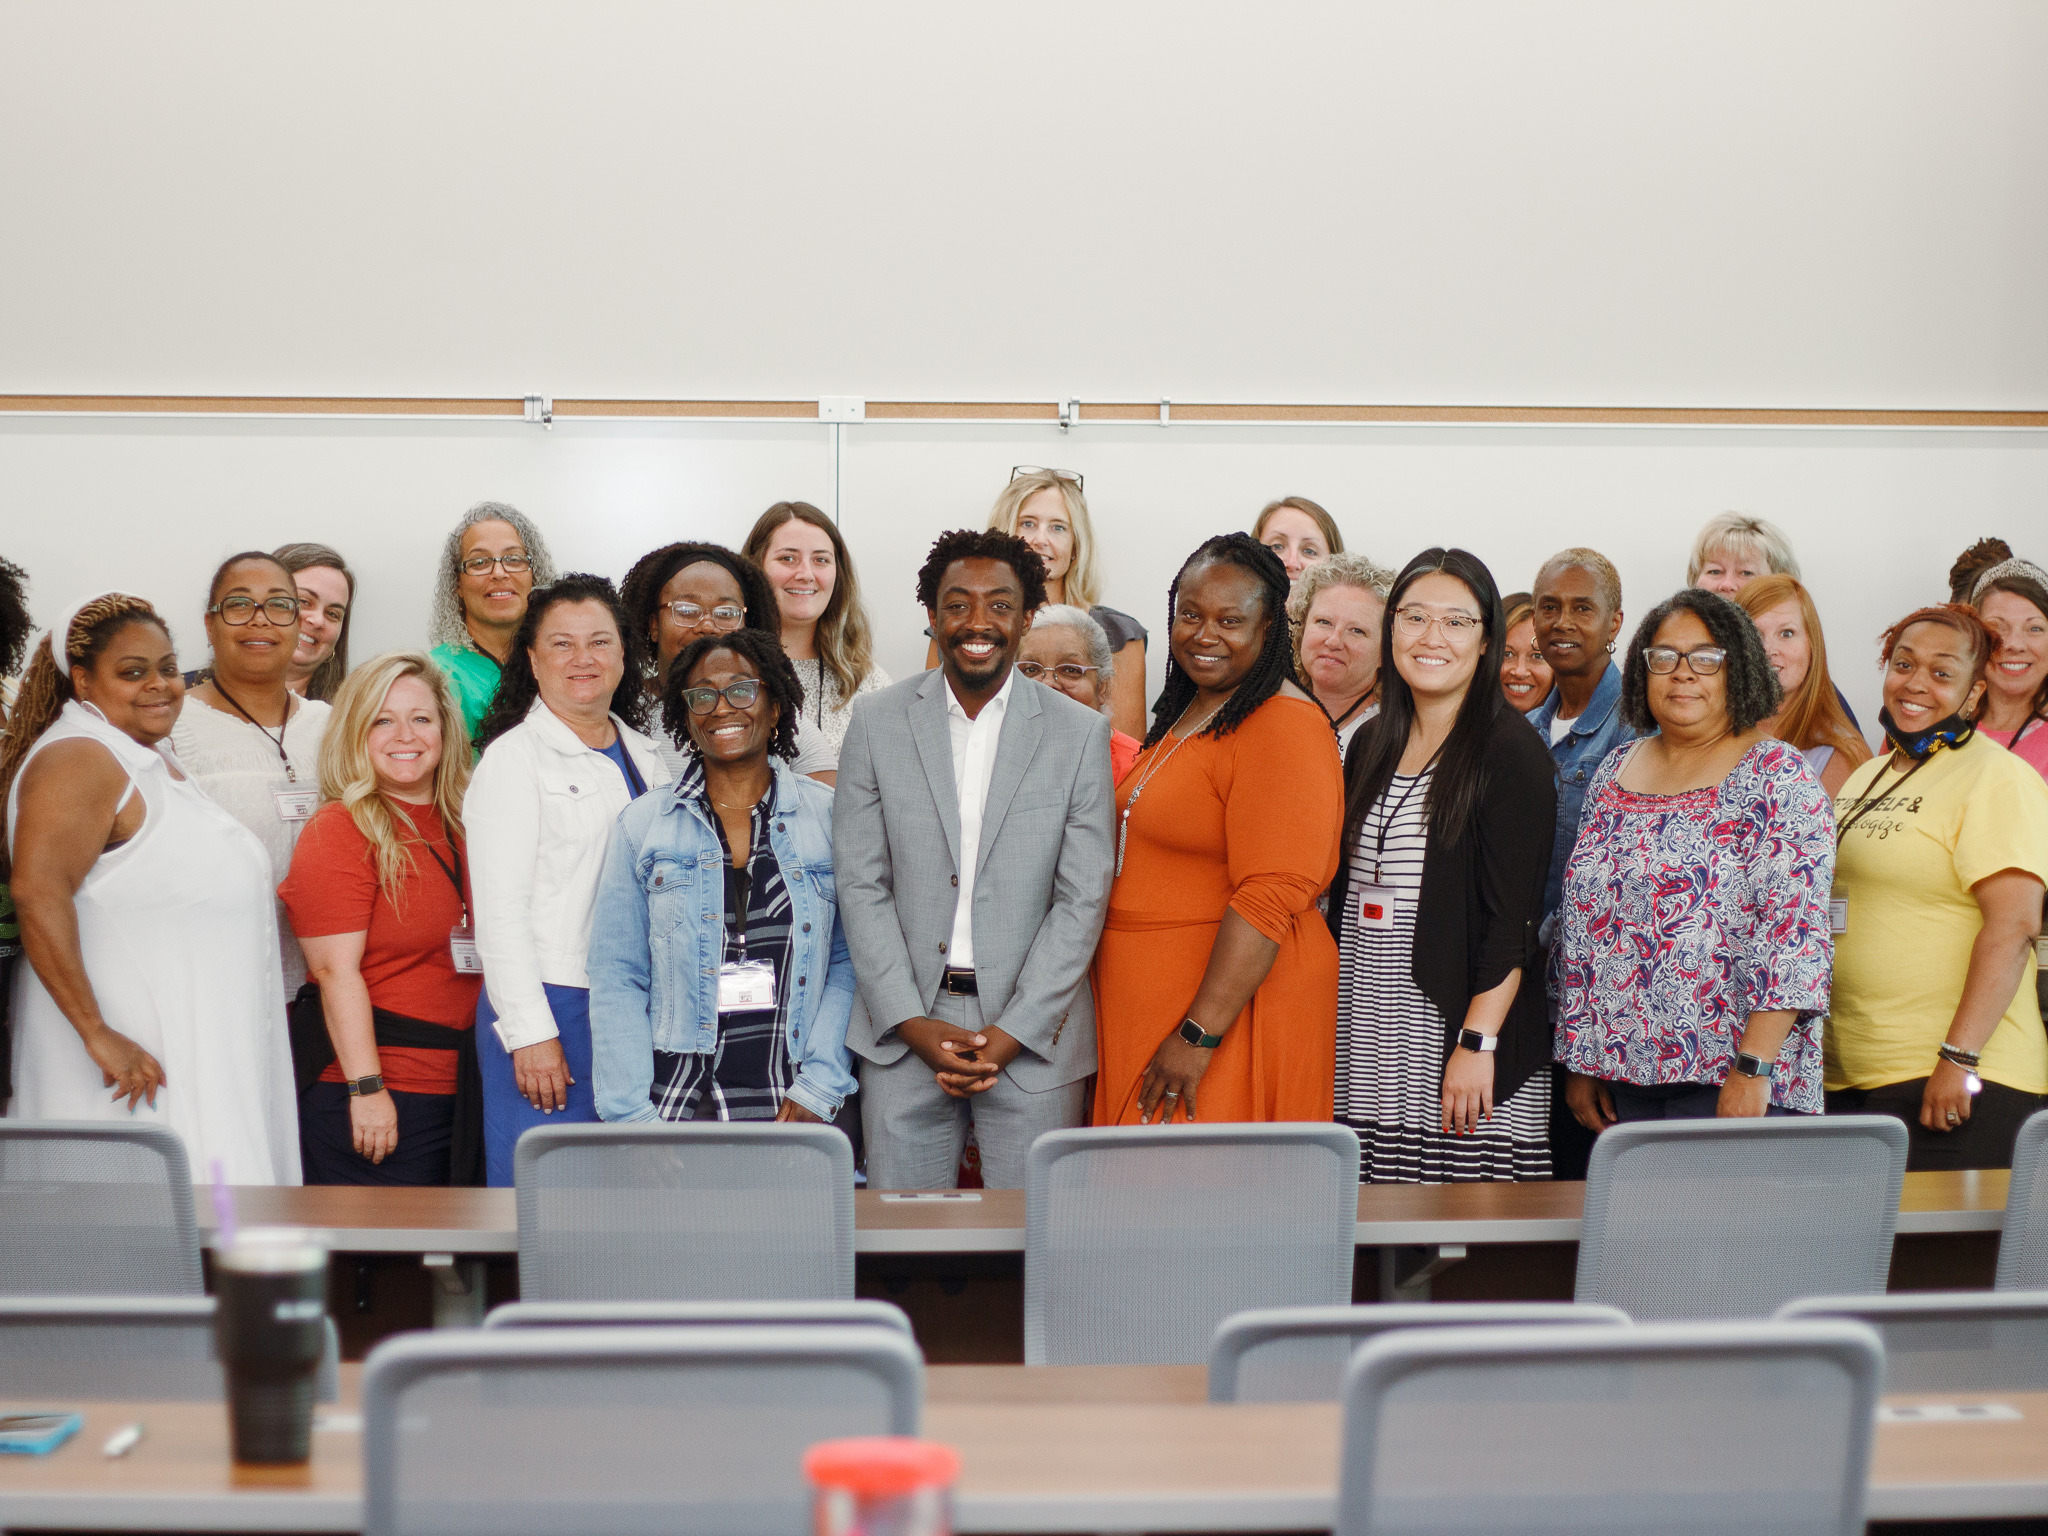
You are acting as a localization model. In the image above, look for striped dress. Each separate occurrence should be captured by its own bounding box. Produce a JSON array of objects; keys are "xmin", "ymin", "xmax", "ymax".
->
[{"xmin": 1336, "ymin": 769, "xmax": 1551, "ymax": 1182}]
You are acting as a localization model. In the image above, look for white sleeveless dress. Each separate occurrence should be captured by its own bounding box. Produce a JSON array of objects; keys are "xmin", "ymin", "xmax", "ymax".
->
[{"xmin": 5, "ymin": 702, "xmax": 301, "ymax": 1184}]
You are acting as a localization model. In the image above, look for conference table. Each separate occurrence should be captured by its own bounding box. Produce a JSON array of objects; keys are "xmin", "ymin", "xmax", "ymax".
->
[{"xmin": 1, "ymin": 1363, "xmax": 2042, "ymax": 1531}]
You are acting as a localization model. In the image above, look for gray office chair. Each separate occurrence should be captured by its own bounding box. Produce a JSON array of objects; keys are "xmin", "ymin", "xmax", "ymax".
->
[
  {"xmin": 0, "ymin": 1121, "xmax": 202, "ymax": 1296},
  {"xmin": 483, "ymin": 1298, "xmax": 912, "ymax": 1337},
  {"xmin": 1779, "ymin": 1288, "xmax": 2048, "ymax": 1393},
  {"xmin": 1995, "ymin": 1108, "xmax": 2048, "ymax": 1289},
  {"xmin": 1335, "ymin": 1320, "xmax": 1882, "ymax": 1536},
  {"xmin": 1575, "ymin": 1116, "xmax": 1907, "ymax": 1321},
  {"xmin": 514, "ymin": 1122, "xmax": 855, "ymax": 1302},
  {"xmin": 0, "ymin": 1296, "xmax": 339, "ymax": 1401},
  {"xmin": 1208, "ymin": 1301, "xmax": 1630, "ymax": 1402},
  {"xmin": 362, "ymin": 1324, "xmax": 921, "ymax": 1536},
  {"xmin": 1024, "ymin": 1124, "xmax": 1360, "ymax": 1365}
]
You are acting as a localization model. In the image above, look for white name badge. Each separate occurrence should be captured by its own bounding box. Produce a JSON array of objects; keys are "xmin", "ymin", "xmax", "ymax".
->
[
  {"xmin": 718, "ymin": 959, "xmax": 778, "ymax": 1014},
  {"xmin": 1829, "ymin": 898, "xmax": 1848, "ymax": 935},
  {"xmin": 2037, "ymin": 934, "xmax": 2048, "ymax": 965},
  {"xmin": 274, "ymin": 788, "xmax": 320, "ymax": 823},
  {"xmin": 449, "ymin": 924, "xmax": 484, "ymax": 975},
  {"xmin": 1356, "ymin": 884, "xmax": 1399, "ymax": 931}
]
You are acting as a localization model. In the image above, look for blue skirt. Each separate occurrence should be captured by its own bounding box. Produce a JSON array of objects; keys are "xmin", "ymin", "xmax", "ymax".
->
[{"xmin": 476, "ymin": 983, "xmax": 599, "ymax": 1187}]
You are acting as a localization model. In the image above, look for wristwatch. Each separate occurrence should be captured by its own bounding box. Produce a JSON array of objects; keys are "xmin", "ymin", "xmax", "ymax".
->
[
  {"xmin": 345, "ymin": 1074, "xmax": 386, "ymax": 1098},
  {"xmin": 1730, "ymin": 1052, "xmax": 1771, "ymax": 1079},
  {"xmin": 1177, "ymin": 1018, "xmax": 1225, "ymax": 1049},
  {"xmin": 1456, "ymin": 1029, "xmax": 1498, "ymax": 1054}
]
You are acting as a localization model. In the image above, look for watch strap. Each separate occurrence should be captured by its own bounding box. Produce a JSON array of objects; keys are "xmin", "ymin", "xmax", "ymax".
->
[
  {"xmin": 345, "ymin": 1074, "xmax": 386, "ymax": 1097},
  {"xmin": 1457, "ymin": 1029, "xmax": 1498, "ymax": 1054},
  {"xmin": 1730, "ymin": 1052, "xmax": 1770, "ymax": 1079},
  {"xmin": 1177, "ymin": 1018, "xmax": 1224, "ymax": 1049}
]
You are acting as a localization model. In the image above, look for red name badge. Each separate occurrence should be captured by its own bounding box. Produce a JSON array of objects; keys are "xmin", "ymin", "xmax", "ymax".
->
[{"xmin": 1356, "ymin": 883, "xmax": 1398, "ymax": 930}]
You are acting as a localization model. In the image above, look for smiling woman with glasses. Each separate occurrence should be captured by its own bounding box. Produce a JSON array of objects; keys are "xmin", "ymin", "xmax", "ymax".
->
[
  {"xmin": 1019, "ymin": 603, "xmax": 1141, "ymax": 782},
  {"xmin": 588, "ymin": 627, "xmax": 855, "ymax": 1130},
  {"xmin": 1553, "ymin": 586, "xmax": 1836, "ymax": 1133},
  {"xmin": 428, "ymin": 501, "xmax": 559, "ymax": 739}
]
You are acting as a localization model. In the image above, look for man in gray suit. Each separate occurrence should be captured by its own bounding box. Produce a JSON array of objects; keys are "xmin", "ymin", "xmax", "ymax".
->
[{"xmin": 834, "ymin": 528, "xmax": 1116, "ymax": 1189}]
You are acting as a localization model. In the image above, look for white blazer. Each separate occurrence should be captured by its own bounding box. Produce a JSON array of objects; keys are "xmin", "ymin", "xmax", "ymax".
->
[{"xmin": 467, "ymin": 697, "xmax": 672, "ymax": 1050}]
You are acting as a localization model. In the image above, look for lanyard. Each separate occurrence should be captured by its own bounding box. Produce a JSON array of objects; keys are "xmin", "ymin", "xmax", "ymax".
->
[
  {"xmin": 213, "ymin": 682, "xmax": 296, "ymax": 782},
  {"xmin": 414, "ymin": 831, "xmax": 468, "ymax": 924},
  {"xmin": 1371, "ymin": 742, "xmax": 1445, "ymax": 881},
  {"xmin": 1835, "ymin": 751, "xmax": 1934, "ymax": 847},
  {"xmin": 613, "ymin": 741, "xmax": 648, "ymax": 798}
]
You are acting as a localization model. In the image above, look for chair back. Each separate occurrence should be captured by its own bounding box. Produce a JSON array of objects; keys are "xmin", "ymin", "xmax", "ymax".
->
[
  {"xmin": 362, "ymin": 1324, "xmax": 921, "ymax": 1536},
  {"xmin": 1024, "ymin": 1124, "xmax": 1359, "ymax": 1365},
  {"xmin": 1336, "ymin": 1320, "xmax": 1881, "ymax": 1536},
  {"xmin": 1208, "ymin": 1301, "xmax": 1629, "ymax": 1402},
  {"xmin": 0, "ymin": 1296, "xmax": 340, "ymax": 1401},
  {"xmin": 1996, "ymin": 1109, "xmax": 2048, "ymax": 1289},
  {"xmin": 1779, "ymin": 1288, "xmax": 2048, "ymax": 1393},
  {"xmin": 484, "ymin": 1298, "xmax": 911, "ymax": 1336},
  {"xmin": 1575, "ymin": 1116, "xmax": 1906, "ymax": 1320},
  {"xmin": 0, "ymin": 1122, "xmax": 201, "ymax": 1295},
  {"xmin": 514, "ymin": 1123, "xmax": 854, "ymax": 1301}
]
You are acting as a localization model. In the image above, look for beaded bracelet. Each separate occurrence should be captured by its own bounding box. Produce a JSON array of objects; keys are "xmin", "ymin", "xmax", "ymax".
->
[{"xmin": 1937, "ymin": 1042, "xmax": 1983, "ymax": 1071}]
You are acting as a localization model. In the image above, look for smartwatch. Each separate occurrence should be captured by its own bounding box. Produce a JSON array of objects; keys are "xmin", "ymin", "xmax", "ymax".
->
[
  {"xmin": 1457, "ymin": 1029, "xmax": 1498, "ymax": 1054},
  {"xmin": 345, "ymin": 1074, "xmax": 386, "ymax": 1098},
  {"xmin": 1730, "ymin": 1052, "xmax": 1771, "ymax": 1079},
  {"xmin": 1177, "ymin": 1018, "xmax": 1224, "ymax": 1049}
]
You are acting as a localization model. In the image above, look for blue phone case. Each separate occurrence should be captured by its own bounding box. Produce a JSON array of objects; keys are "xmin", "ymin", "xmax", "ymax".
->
[{"xmin": 0, "ymin": 1413, "xmax": 84, "ymax": 1455}]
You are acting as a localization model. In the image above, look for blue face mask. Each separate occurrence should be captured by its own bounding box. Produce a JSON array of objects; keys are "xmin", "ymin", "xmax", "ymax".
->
[{"xmin": 1878, "ymin": 705, "xmax": 1975, "ymax": 761}]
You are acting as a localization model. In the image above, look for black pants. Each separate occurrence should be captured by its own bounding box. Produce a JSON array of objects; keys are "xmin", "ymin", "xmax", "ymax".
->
[
  {"xmin": 1608, "ymin": 1080, "xmax": 1799, "ymax": 1120},
  {"xmin": 299, "ymin": 1082, "xmax": 456, "ymax": 1186},
  {"xmin": 1825, "ymin": 1078, "xmax": 2045, "ymax": 1171}
]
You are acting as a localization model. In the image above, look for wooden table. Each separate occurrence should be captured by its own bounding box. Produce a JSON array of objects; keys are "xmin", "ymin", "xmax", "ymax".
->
[
  {"xmin": 206, "ymin": 1169, "xmax": 2012, "ymax": 1255},
  {"xmin": 2, "ymin": 1363, "xmax": 2043, "ymax": 1531}
]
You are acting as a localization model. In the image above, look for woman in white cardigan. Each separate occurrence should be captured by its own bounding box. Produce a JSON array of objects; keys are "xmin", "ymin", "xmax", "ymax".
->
[{"xmin": 464, "ymin": 574, "xmax": 671, "ymax": 1185}]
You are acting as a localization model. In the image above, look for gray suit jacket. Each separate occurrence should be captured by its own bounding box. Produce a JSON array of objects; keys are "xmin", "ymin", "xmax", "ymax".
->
[{"xmin": 833, "ymin": 667, "xmax": 1115, "ymax": 1091}]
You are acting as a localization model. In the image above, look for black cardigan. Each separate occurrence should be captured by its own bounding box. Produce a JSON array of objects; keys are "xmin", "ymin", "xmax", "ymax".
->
[{"xmin": 1325, "ymin": 705, "xmax": 1560, "ymax": 1104}]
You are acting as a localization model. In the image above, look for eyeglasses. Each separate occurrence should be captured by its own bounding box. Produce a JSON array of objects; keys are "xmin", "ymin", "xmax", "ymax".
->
[
  {"xmin": 209, "ymin": 595, "xmax": 301, "ymax": 626},
  {"xmin": 1393, "ymin": 607, "xmax": 1483, "ymax": 638},
  {"xmin": 1018, "ymin": 661, "xmax": 1100, "ymax": 684},
  {"xmin": 664, "ymin": 601, "xmax": 746, "ymax": 628},
  {"xmin": 460, "ymin": 553, "xmax": 532, "ymax": 576},
  {"xmin": 1644, "ymin": 645, "xmax": 1727, "ymax": 676},
  {"xmin": 680, "ymin": 679, "xmax": 762, "ymax": 715},
  {"xmin": 1011, "ymin": 465, "xmax": 1084, "ymax": 492}
]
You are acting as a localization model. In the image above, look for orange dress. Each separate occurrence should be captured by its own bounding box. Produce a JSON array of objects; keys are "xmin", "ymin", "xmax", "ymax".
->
[{"xmin": 1091, "ymin": 692, "xmax": 1344, "ymax": 1125}]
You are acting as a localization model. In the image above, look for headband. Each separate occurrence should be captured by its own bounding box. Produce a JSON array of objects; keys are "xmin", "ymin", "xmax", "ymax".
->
[
  {"xmin": 41, "ymin": 591, "xmax": 148, "ymax": 670},
  {"xmin": 1971, "ymin": 558, "xmax": 2048, "ymax": 605}
]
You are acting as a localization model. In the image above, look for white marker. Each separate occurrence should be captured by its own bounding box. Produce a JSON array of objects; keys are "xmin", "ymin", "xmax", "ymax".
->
[{"xmin": 101, "ymin": 1422, "xmax": 144, "ymax": 1459}]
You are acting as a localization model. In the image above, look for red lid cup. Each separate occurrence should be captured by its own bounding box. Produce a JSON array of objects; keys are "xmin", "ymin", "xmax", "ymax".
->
[{"xmin": 804, "ymin": 1437, "xmax": 961, "ymax": 1498}]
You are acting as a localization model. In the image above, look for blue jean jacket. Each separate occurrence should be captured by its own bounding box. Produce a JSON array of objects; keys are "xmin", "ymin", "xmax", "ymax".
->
[
  {"xmin": 587, "ymin": 760, "xmax": 857, "ymax": 1123},
  {"xmin": 1529, "ymin": 661, "xmax": 1642, "ymax": 927}
]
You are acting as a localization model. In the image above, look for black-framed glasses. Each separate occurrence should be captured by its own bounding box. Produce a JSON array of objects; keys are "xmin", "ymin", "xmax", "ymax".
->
[
  {"xmin": 680, "ymin": 679, "xmax": 762, "ymax": 715},
  {"xmin": 209, "ymin": 595, "xmax": 301, "ymax": 626},
  {"xmin": 665, "ymin": 601, "xmax": 746, "ymax": 628},
  {"xmin": 1644, "ymin": 645, "xmax": 1727, "ymax": 676},
  {"xmin": 1010, "ymin": 465, "xmax": 1083, "ymax": 492},
  {"xmin": 1018, "ymin": 661, "xmax": 1100, "ymax": 684},
  {"xmin": 459, "ymin": 553, "xmax": 532, "ymax": 576}
]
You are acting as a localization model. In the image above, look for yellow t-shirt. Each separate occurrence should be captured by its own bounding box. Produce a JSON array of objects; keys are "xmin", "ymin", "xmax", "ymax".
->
[{"xmin": 1825, "ymin": 731, "xmax": 2048, "ymax": 1094}]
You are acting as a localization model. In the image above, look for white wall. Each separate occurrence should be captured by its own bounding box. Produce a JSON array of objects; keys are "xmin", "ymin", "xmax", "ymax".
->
[
  {"xmin": 2, "ymin": 2, "xmax": 2044, "ymax": 407},
  {"xmin": 4, "ymin": 414, "xmax": 2043, "ymax": 733}
]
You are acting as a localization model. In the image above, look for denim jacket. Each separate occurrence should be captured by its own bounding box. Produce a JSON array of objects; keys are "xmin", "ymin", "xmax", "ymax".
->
[
  {"xmin": 1529, "ymin": 661, "xmax": 1642, "ymax": 926},
  {"xmin": 587, "ymin": 760, "xmax": 857, "ymax": 1123}
]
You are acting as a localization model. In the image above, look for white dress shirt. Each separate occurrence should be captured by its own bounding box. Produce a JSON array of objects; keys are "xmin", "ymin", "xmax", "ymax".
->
[{"xmin": 944, "ymin": 665, "xmax": 1016, "ymax": 970}]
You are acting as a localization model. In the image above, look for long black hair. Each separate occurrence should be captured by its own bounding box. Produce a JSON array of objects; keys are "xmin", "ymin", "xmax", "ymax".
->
[
  {"xmin": 473, "ymin": 573, "xmax": 650, "ymax": 750},
  {"xmin": 1145, "ymin": 533, "xmax": 1295, "ymax": 749},
  {"xmin": 618, "ymin": 542, "xmax": 779, "ymax": 667},
  {"xmin": 1343, "ymin": 548, "xmax": 1507, "ymax": 848},
  {"xmin": 662, "ymin": 629, "xmax": 804, "ymax": 762}
]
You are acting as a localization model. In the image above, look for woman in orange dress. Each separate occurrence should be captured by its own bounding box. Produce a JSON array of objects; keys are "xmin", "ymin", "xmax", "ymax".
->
[{"xmin": 1092, "ymin": 533, "xmax": 1345, "ymax": 1126}]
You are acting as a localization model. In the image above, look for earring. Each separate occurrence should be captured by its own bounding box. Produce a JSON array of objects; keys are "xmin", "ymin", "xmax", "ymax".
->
[{"xmin": 1605, "ymin": 640, "xmax": 1616, "ymax": 654}]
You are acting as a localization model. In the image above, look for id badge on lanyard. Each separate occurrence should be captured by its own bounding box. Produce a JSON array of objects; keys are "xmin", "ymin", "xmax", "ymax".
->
[
  {"xmin": 718, "ymin": 959, "xmax": 777, "ymax": 1013},
  {"xmin": 1829, "ymin": 898, "xmax": 1848, "ymax": 935},
  {"xmin": 274, "ymin": 788, "xmax": 319, "ymax": 823},
  {"xmin": 1356, "ymin": 883, "xmax": 1399, "ymax": 930},
  {"xmin": 449, "ymin": 922, "xmax": 484, "ymax": 974}
]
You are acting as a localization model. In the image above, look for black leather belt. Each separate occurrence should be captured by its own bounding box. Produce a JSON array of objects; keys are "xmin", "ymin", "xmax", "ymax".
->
[{"xmin": 940, "ymin": 967, "xmax": 979, "ymax": 996}]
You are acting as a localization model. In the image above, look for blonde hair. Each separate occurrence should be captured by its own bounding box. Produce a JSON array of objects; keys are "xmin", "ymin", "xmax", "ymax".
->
[
  {"xmin": 1688, "ymin": 512, "xmax": 1800, "ymax": 585},
  {"xmin": 1254, "ymin": 496, "xmax": 1345, "ymax": 558},
  {"xmin": 987, "ymin": 472, "xmax": 1100, "ymax": 610},
  {"xmin": 319, "ymin": 651, "xmax": 472, "ymax": 903},
  {"xmin": 1286, "ymin": 551, "xmax": 1395, "ymax": 674},
  {"xmin": 1734, "ymin": 575, "xmax": 1869, "ymax": 770}
]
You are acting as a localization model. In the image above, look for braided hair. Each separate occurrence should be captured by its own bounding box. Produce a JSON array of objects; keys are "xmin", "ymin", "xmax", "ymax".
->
[
  {"xmin": 0, "ymin": 593, "xmax": 169, "ymax": 822},
  {"xmin": 472, "ymin": 574, "xmax": 650, "ymax": 751},
  {"xmin": 662, "ymin": 629, "xmax": 804, "ymax": 762},
  {"xmin": 1144, "ymin": 534, "xmax": 1294, "ymax": 749}
]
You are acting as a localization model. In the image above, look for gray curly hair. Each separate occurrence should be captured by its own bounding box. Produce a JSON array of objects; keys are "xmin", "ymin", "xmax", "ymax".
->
[
  {"xmin": 427, "ymin": 501, "xmax": 560, "ymax": 652},
  {"xmin": 1029, "ymin": 603, "xmax": 1116, "ymax": 696},
  {"xmin": 1286, "ymin": 550, "xmax": 1396, "ymax": 666}
]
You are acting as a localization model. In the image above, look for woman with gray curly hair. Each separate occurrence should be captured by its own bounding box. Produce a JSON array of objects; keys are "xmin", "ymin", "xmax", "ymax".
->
[
  {"xmin": 1018, "ymin": 603, "xmax": 1142, "ymax": 782},
  {"xmin": 1288, "ymin": 552, "xmax": 1396, "ymax": 758},
  {"xmin": 427, "ymin": 501, "xmax": 559, "ymax": 737},
  {"xmin": 1552, "ymin": 588, "xmax": 1836, "ymax": 1130}
]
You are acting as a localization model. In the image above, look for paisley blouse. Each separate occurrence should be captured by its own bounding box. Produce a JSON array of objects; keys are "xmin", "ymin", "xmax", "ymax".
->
[{"xmin": 1551, "ymin": 738, "xmax": 1836, "ymax": 1112}]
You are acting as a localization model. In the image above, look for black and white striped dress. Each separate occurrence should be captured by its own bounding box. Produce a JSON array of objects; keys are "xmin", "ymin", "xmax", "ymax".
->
[{"xmin": 1336, "ymin": 768, "xmax": 1551, "ymax": 1182}]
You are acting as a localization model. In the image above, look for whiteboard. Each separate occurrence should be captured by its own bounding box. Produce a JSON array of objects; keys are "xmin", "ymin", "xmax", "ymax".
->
[{"xmin": 4, "ymin": 413, "xmax": 2043, "ymax": 733}]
